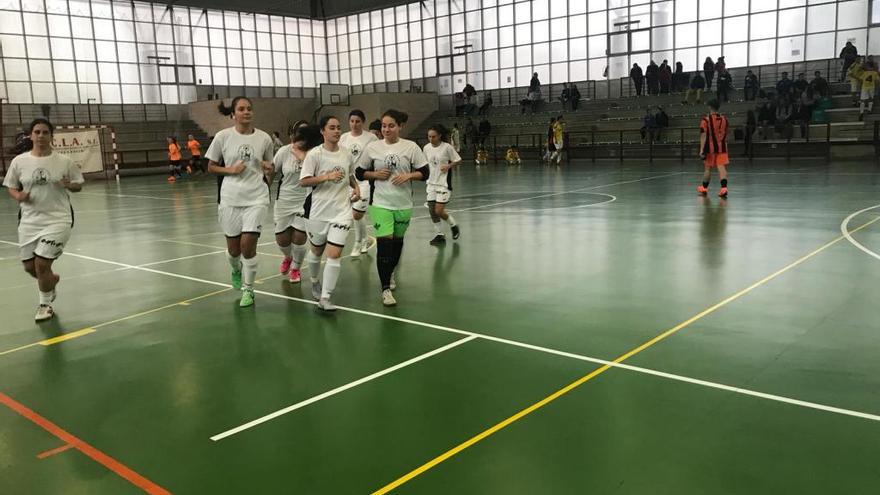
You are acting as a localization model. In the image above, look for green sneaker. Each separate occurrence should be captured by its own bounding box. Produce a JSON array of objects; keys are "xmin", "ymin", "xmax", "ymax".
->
[
  {"xmin": 231, "ymin": 270, "xmax": 242, "ymax": 290},
  {"xmin": 239, "ymin": 287, "xmax": 254, "ymax": 307}
]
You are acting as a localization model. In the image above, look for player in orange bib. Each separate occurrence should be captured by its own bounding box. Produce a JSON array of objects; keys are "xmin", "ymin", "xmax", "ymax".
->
[
  {"xmin": 167, "ymin": 136, "xmax": 183, "ymax": 182},
  {"xmin": 697, "ymin": 98, "xmax": 730, "ymax": 198},
  {"xmin": 186, "ymin": 134, "xmax": 203, "ymax": 173}
]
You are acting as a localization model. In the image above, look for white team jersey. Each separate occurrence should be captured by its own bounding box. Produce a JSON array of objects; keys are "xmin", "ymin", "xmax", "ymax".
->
[
  {"xmin": 2, "ymin": 151, "xmax": 84, "ymax": 229},
  {"xmin": 300, "ymin": 145, "xmax": 356, "ymax": 222},
  {"xmin": 423, "ymin": 142, "xmax": 462, "ymax": 189},
  {"xmin": 341, "ymin": 131, "xmax": 379, "ymax": 192},
  {"xmin": 273, "ymin": 144, "xmax": 310, "ymax": 208},
  {"xmin": 205, "ymin": 127, "xmax": 274, "ymax": 207},
  {"xmin": 355, "ymin": 139, "xmax": 428, "ymax": 210}
]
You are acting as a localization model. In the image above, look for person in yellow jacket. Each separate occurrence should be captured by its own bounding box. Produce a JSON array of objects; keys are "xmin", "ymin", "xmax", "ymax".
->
[
  {"xmin": 847, "ymin": 57, "xmax": 865, "ymax": 105},
  {"xmin": 859, "ymin": 66, "xmax": 878, "ymax": 119},
  {"xmin": 549, "ymin": 115, "xmax": 566, "ymax": 165}
]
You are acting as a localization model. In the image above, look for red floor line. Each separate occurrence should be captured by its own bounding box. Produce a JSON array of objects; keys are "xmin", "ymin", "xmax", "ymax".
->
[
  {"xmin": 0, "ymin": 392, "xmax": 171, "ymax": 495},
  {"xmin": 37, "ymin": 443, "xmax": 74, "ymax": 459}
]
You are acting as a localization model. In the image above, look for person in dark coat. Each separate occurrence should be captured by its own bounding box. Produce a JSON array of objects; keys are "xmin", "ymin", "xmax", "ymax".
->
[
  {"xmin": 703, "ymin": 57, "xmax": 715, "ymax": 90},
  {"xmin": 630, "ymin": 63, "xmax": 645, "ymax": 96},
  {"xmin": 645, "ymin": 61, "xmax": 660, "ymax": 95}
]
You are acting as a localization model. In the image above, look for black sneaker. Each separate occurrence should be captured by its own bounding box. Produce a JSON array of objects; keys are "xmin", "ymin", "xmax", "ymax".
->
[
  {"xmin": 429, "ymin": 234, "xmax": 446, "ymax": 245},
  {"xmin": 451, "ymin": 225, "xmax": 461, "ymax": 240}
]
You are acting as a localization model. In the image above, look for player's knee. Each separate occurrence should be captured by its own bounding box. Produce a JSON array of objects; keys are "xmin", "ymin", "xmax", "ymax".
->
[
  {"xmin": 22, "ymin": 262, "xmax": 37, "ymax": 278},
  {"xmin": 34, "ymin": 258, "xmax": 53, "ymax": 276}
]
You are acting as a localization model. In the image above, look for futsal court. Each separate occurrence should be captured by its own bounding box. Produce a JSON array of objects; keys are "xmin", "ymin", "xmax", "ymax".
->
[{"xmin": 1, "ymin": 159, "xmax": 880, "ymax": 494}]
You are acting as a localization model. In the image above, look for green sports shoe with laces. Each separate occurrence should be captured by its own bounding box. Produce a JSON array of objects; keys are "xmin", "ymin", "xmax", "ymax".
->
[
  {"xmin": 231, "ymin": 270, "xmax": 242, "ymax": 290},
  {"xmin": 239, "ymin": 287, "xmax": 254, "ymax": 307}
]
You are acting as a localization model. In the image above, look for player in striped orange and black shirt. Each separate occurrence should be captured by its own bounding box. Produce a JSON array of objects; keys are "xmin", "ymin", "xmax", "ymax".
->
[{"xmin": 697, "ymin": 98, "xmax": 730, "ymax": 198}]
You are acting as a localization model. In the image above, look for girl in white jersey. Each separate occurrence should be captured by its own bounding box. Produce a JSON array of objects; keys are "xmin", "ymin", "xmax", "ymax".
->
[
  {"xmin": 354, "ymin": 109, "xmax": 430, "ymax": 306},
  {"xmin": 3, "ymin": 118, "xmax": 84, "ymax": 321},
  {"xmin": 340, "ymin": 110, "xmax": 378, "ymax": 258},
  {"xmin": 299, "ymin": 116, "xmax": 360, "ymax": 311},
  {"xmin": 274, "ymin": 124, "xmax": 323, "ymax": 284},
  {"xmin": 205, "ymin": 96, "xmax": 275, "ymax": 308},
  {"xmin": 423, "ymin": 124, "xmax": 462, "ymax": 245}
]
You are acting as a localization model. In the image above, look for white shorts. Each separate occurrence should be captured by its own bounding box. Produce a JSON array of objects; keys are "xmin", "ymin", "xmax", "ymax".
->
[
  {"xmin": 274, "ymin": 202, "xmax": 309, "ymax": 234},
  {"xmin": 426, "ymin": 184, "xmax": 451, "ymax": 204},
  {"xmin": 306, "ymin": 218, "xmax": 352, "ymax": 247},
  {"xmin": 19, "ymin": 223, "xmax": 72, "ymax": 261},
  {"xmin": 861, "ymin": 87, "xmax": 875, "ymax": 101},
  {"xmin": 351, "ymin": 182, "xmax": 370, "ymax": 213},
  {"xmin": 218, "ymin": 204, "xmax": 268, "ymax": 237}
]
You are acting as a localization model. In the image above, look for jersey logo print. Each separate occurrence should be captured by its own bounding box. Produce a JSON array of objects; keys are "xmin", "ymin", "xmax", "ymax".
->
[
  {"xmin": 237, "ymin": 144, "xmax": 254, "ymax": 162},
  {"xmin": 384, "ymin": 154, "xmax": 402, "ymax": 174},
  {"xmin": 330, "ymin": 166, "xmax": 346, "ymax": 183},
  {"xmin": 31, "ymin": 168, "xmax": 50, "ymax": 186},
  {"xmin": 330, "ymin": 222, "xmax": 351, "ymax": 231},
  {"xmin": 350, "ymin": 144, "xmax": 361, "ymax": 157}
]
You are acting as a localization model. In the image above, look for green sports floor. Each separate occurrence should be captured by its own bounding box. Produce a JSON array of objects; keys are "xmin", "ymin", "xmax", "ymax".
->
[{"xmin": 1, "ymin": 159, "xmax": 879, "ymax": 494}]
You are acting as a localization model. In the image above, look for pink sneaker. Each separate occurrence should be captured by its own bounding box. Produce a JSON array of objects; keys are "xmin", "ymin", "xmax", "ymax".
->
[
  {"xmin": 279, "ymin": 256, "xmax": 292, "ymax": 274},
  {"xmin": 288, "ymin": 268, "xmax": 301, "ymax": 283}
]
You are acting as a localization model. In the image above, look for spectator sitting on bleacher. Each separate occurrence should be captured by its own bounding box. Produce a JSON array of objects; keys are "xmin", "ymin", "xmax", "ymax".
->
[
  {"xmin": 792, "ymin": 73, "xmax": 808, "ymax": 98},
  {"xmin": 646, "ymin": 60, "xmax": 660, "ymax": 95},
  {"xmin": 640, "ymin": 109, "xmax": 658, "ymax": 143},
  {"xmin": 683, "ymin": 71, "xmax": 706, "ymax": 105},
  {"xmin": 659, "ymin": 60, "xmax": 672, "ymax": 94},
  {"xmin": 744, "ymin": 70, "xmax": 760, "ymax": 101},
  {"xmin": 655, "ymin": 107, "xmax": 669, "ymax": 142},
  {"xmin": 672, "ymin": 62, "xmax": 689, "ymax": 93},
  {"xmin": 478, "ymin": 93, "xmax": 493, "ymax": 116},
  {"xmin": 810, "ymin": 71, "xmax": 830, "ymax": 98},
  {"xmin": 776, "ymin": 72, "xmax": 793, "ymax": 99},
  {"xmin": 847, "ymin": 57, "xmax": 865, "ymax": 106},
  {"xmin": 630, "ymin": 63, "xmax": 645, "ymax": 96},
  {"xmin": 840, "ymin": 41, "xmax": 859, "ymax": 82},
  {"xmin": 756, "ymin": 100, "xmax": 776, "ymax": 139},
  {"xmin": 716, "ymin": 69, "xmax": 733, "ymax": 103}
]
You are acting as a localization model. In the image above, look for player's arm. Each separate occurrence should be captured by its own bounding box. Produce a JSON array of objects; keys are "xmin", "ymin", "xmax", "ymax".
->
[
  {"xmin": 208, "ymin": 160, "xmax": 245, "ymax": 175},
  {"xmin": 6, "ymin": 187, "xmax": 29, "ymax": 203}
]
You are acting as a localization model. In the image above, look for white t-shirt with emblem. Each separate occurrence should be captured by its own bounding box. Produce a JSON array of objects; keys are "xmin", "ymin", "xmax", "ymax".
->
[
  {"xmin": 299, "ymin": 145, "xmax": 356, "ymax": 223},
  {"xmin": 423, "ymin": 142, "xmax": 462, "ymax": 189},
  {"xmin": 2, "ymin": 152, "xmax": 84, "ymax": 230},
  {"xmin": 356, "ymin": 139, "xmax": 428, "ymax": 210},
  {"xmin": 273, "ymin": 144, "xmax": 310, "ymax": 214},
  {"xmin": 205, "ymin": 126, "xmax": 274, "ymax": 207},
  {"xmin": 340, "ymin": 131, "xmax": 379, "ymax": 191}
]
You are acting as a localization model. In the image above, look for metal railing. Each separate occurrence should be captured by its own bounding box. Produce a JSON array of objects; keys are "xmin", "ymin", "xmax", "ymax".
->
[{"xmin": 0, "ymin": 103, "xmax": 178, "ymax": 125}]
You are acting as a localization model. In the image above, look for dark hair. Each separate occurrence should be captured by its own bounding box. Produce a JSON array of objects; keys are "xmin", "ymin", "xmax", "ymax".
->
[
  {"xmin": 368, "ymin": 119, "xmax": 382, "ymax": 131},
  {"xmin": 707, "ymin": 98, "xmax": 721, "ymax": 111},
  {"xmin": 318, "ymin": 115, "xmax": 340, "ymax": 130},
  {"xmin": 218, "ymin": 96, "xmax": 251, "ymax": 117},
  {"xmin": 349, "ymin": 109, "xmax": 366, "ymax": 121},
  {"xmin": 427, "ymin": 124, "xmax": 450, "ymax": 142},
  {"xmin": 290, "ymin": 119, "xmax": 309, "ymax": 136},
  {"xmin": 29, "ymin": 117, "xmax": 54, "ymax": 135},
  {"xmin": 381, "ymin": 109, "xmax": 409, "ymax": 125},
  {"xmin": 167, "ymin": 136, "xmax": 178, "ymax": 144},
  {"xmin": 293, "ymin": 124, "xmax": 323, "ymax": 151}
]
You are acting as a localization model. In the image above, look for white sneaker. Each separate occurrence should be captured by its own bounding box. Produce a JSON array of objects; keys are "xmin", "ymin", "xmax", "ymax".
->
[
  {"xmin": 350, "ymin": 243, "xmax": 362, "ymax": 258},
  {"xmin": 35, "ymin": 304, "xmax": 54, "ymax": 322},
  {"xmin": 311, "ymin": 280, "xmax": 322, "ymax": 301},
  {"xmin": 382, "ymin": 289, "xmax": 397, "ymax": 306},
  {"xmin": 318, "ymin": 297, "xmax": 336, "ymax": 311},
  {"xmin": 360, "ymin": 238, "xmax": 371, "ymax": 254}
]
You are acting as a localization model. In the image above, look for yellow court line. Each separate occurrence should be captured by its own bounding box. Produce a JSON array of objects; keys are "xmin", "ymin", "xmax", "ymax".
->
[
  {"xmin": 39, "ymin": 328, "xmax": 96, "ymax": 346},
  {"xmin": 372, "ymin": 215, "xmax": 880, "ymax": 495}
]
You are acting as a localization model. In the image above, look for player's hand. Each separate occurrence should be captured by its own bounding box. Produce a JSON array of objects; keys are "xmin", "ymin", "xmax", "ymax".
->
[
  {"xmin": 350, "ymin": 188, "xmax": 361, "ymax": 202},
  {"xmin": 699, "ymin": 154, "xmax": 706, "ymax": 159},
  {"xmin": 59, "ymin": 177, "xmax": 72, "ymax": 189},
  {"xmin": 391, "ymin": 173, "xmax": 412, "ymax": 185},
  {"xmin": 373, "ymin": 169, "xmax": 392, "ymax": 181},
  {"xmin": 325, "ymin": 170, "xmax": 344, "ymax": 182},
  {"xmin": 440, "ymin": 163, "xmax": 451, "ymax": 172},
  {"xmin": 228, "ymin": 160, "xmax": 246, "ymax": 175},
  {"xmin": 260, "ymin": 160, "xmax": 273, "ymax": 175},
  {"xmin": 16, "ymin": 191, "xmax": 30, "ymax": 203}
]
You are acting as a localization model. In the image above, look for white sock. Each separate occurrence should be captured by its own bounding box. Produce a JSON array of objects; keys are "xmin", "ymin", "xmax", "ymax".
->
[
  {"xmin": 433, "ymin": 221, "xmax": 443, "ymax": 234},
  {"xmin": 445, "ymin": 214, "xmax": 457, "ymax": 227},
  {"xmin": 353, "ymin": 217, "xmax": 363, "ymax": 244},
  {"xmin": 860, "ymin": 101, "xmax": 866, "ymax": 113},
  {"xmin": 241, "ymin": 256, "xmax": 258, "ymax": 288},
  {"xmin": 357, "ymin": 218, "xmax": 368, "ymax": 244},
  {"xmin": 291, "ymin": 243, "xmax": 307, "ymax": 269},
  {"xmin": 321, "ymin": 257, "xmax": 341, "ymax": 299},
  {"xmin": 39, "ymin": 291, "xmax": 54, "ymax": 305},
  {"xmin": 226, "ymin": 252, "xmax": 242, "ymax": 273},
  {"xmin": 279, "ymin": 243, "xmax": 292, "ymax": 258},
  {"xmin": 307, "ymin": 251, "xmax": 321, "ymax": 283}
]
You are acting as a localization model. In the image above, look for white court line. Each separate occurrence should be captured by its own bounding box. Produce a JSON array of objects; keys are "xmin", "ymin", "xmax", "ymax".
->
[
  {"xmin": 6, "ymin": 241, "xmax": 877, "ymax": 438},
  {"xmin": 138, "ymin": 249, "xmax": 228, "ymax": 267},
  {"xmin": 210, "ymin": 336, "xmax": 479, "ymax": 441},
  {"xmin": 841, "ymin": 205, "xmax": 880, "ymax": 261},
  {"xmin": 77, "ymin": 192, "xmax": 217, "ymax": 201},
  {"xmin": 411, "ymin": 171, "xmax": 683, "ymax": 219}
]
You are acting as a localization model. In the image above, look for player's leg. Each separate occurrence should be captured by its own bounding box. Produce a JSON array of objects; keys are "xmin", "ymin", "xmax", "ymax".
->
[
  {"xmin": 317, "ymin": 223, "xmax": 350, "ymax": 311},
  {"xmin": 220, "ymin": 205, "xmax": 244, "ymax": 289},
  {"xmin": 305, "ymin": 219, "xmax": 329, "ymax": 301},
  {"xmin": 236, "ymin": 205, "xmax": 266, "ymax": 307},
  {"xmin": 369, "ymin": 206, "xmax": 397, "ymax": 305},
  {"xmin": 698, "ymin": 163, "xmax": 711, "ymax": 195},
  {"xmin": 434, "ymin": 190, "xmax": 459, "ymax": 240},
  {"xmin": 288, "ymin": 219, "xmax": 308, "ymax": 283},
  {"xmin": 717, "ymin": 164, "xmax": 729, "ymax": 197},
  {"xmin": 276, "ymin": 225, "xmax": 293, "ymax": 274},
  {"xmin": 427, "ymin": 186, "xmax": 445, "ymax": 245}
]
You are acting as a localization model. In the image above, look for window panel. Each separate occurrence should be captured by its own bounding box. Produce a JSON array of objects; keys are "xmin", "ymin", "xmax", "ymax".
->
[
  {"xmin": 121, "ymin": 84, "xmax": 141, "ymax": 103},
  {"xmin": 749, "ymin": 38, "xmax": 776, "ymax": 65},
  {"xmin": 0, "ymin": 34, "xmax": 26, "ymax": 56},
  {"xmin": 23, "ymin": 12, "xmax": 47, "ymax": 36},
  {"xmin": 56, "ymin": 83, "xmax": 78, "ymax": 102},
  {"xmin": 588, "ymin": 11, "xmax": 606, "ymax": 35},
  {"xmin": 750, "ymin": 11, "xmax": 777, "ymax": 39},
  {"xmin": 92, "ymin": 18, "xmax": 114, "ymax": 40},
  {"xmin": 46, "ymin": 0, "xmax": 68, "ymax": 15},
  {"xmin": 32, "ymin": 83, "xmax": 56, "ymax": 102},
  {"xmin": 699, "ymin": 0, "xmax": 722, "ymax": 20},
  {"xmin": 722, "ymin": 42, "xmax": 748, "ymax": 68},
  {"xmin": 838, "ymin": 0, "xmax": 868, "ymax": 30},
  {"xmin": 675, "ymin": 0, "xmax": 697, "ymax": 23},
  {"xmin": 95, "ymin": 40, "xmax": 116, "ymax": 61},
  {"xmin": 0, "ymin": 12, "xmax": 23, "ymax": 34},
  {"xmin": 5, "ymin": 58, "xmax": 29, "ymax": 79},
  {"xmin": 675, "ymin": 22, "xmax": 697, "ymax": 48},
  {"xmin": 779, "ymin": 7, "xmax": 806, "ymax": 36},
  {"xmin": 98, "ymin": 62, "xmax": 119, "ymax": 82},
  {"xmin": 47, "ymin": 15, "xmax": 70, "ymax": 37},
  {"xmin": 76, "ymin": 61, "xmax": 98, "ymax": 82},
  {"xmin": 777, "ymin": 35, "xmax": 805, "ymax": 62},
  {"xmin": 724, "ymin": 16, "xmax": 749, "ymax": 43},
  {"xmin": 53, "ymin": 60, "xmax": 75, "ymax": 81},
  {"xmin": 807, "ymin": 4, "xmax": 836, "ymax": 33},
  {"xmin": 700, "ymin": 19, "xmax": 721, "ymax": 46}
]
